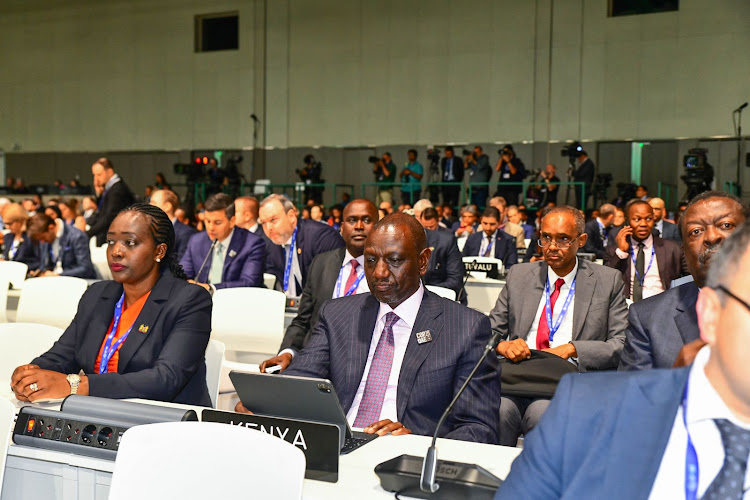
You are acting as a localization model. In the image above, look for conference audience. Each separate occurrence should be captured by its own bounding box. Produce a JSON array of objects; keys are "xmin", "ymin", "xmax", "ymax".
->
[
  {"xmin": 181, "ymin": 193, "xmax": 265, "ymax": 291},
  {"xmin": 605, "ymin": 199, "xmax": 686, "ymax": 301},
  {"xmin": 234, "ymin": 196, "xmax": 261, "ymax": 233},
  {"xmin": 452, "ymin": 205, "xmax": 479, "ymax": 244},
  {"xmin": 462, "ymin": 207, "xmax": 518, "ymax": 269},
  {"xmin": 582, "ymin": 203, "xmax": 615, "ymax": 258},
  {"xmin": 649, "ymin": 197, "xmax": 681, "ymax": 241},
  {"xmin": 1, "ymin": 203, "xmax": 39, "ymax": 269},
  {"xmin": 149, "ymin": 189, "xmax": 196, "ymax": 262},
  {"xmin": 27, "ymin": 213, "xmax": 96, "ymax": 279},
  {"xmin": 86, "ymin": 158, "xmax": 135, "ymax": 246},
  {"xmin": 57, "ymin": 198, "xmax": 87, "ymax": 233},
  {"xmin": 489, "ymin": 206, "xmax": 628, "ymax": 446},
  {"xmin": 488, "ymin": 197, "xmax": 526, "ymax": 248},
  {"xmin": 10, "ymin": 204, "xmax": 212, "ymax": 406},
  {"xmin": 259, "ymin": 193, "xmax": 345, "ymax": 297},
  {"xmin": 507, "ymin": 205, "xmax": 534, "ymax": 239},
  {"xmin": 260, "ymin": 199, "xmax": 378, "ymax": 373},
  {"xmin": 419, "ymin": 208, "xmax": 465, "ymax": 299},
  {"xmin": 239, "ymin": 214, "xmax": 500, "ymax": 442},
  {"xmin": 619, "ymin": 191, "xmax": 747, "ymax": 370},
  {"xmin": 81, "ymin": 196, "xmax": 97, "ymax": 226},
  {"xmin": 497, "ymin": 222, "xmax": 750, "ymax": 498}
]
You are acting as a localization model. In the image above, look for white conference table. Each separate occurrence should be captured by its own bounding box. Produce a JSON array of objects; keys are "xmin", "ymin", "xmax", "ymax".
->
[
  {"xmin": 1, "ymin": 394, "xmax": 520, "ymax": 499},
  {"xmin": 464, "ymin": 276, "xmax": 505, "ymax": 314}
]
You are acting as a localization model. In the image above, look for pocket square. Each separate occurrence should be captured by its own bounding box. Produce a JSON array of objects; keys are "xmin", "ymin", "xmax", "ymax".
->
[{"xmin": 415, "ymin": 330, "xmax": 432, "ymax": 344}]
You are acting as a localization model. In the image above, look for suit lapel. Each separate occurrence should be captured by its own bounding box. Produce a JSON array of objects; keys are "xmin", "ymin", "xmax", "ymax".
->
[
  {"xmin": 340, "ymin": 295, "xmax": 379, "ymax": 412},
  {"xmin": 653, "ymin": 237, "xmax": 669, "ymax": 290},
  {"xmin": 396, "ymin": 292, "xmax": 444, "ymax": 421},
  {"xmin": 519, "ymin": 263, "xmax": 545, "ymax": 338},
  {"xmin": 223, "ymin": 229, "xmax": 243, "ymax": 275},
  {"xmin": 83, "ymin": 283, "xmax": 122, "ymax": 372},
  {"xmin": 323, "ymin": 248, "xmax": 346, "ymax": 298},
  {"xmin": 674, "ymin": 283, "xmax": 701, "ymax": 344},
  {"xmin": 571, "ymin": 261, "xmax": 595, "ymax": 341}
]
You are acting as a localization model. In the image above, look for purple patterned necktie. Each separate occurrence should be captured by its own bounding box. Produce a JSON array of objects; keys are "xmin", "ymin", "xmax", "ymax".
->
[{"xmin": 353, "ymin": 312, "xmax": 400, "ymax": 428}]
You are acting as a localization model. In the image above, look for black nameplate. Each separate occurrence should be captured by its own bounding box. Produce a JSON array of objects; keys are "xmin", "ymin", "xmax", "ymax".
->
[
  {"xmin": 202, "ymin": 409, "xmax": 340, "ymax": 483},
  {"xmin": 463, "ymin": 261, "xmax": 500, "ymax": 279}
]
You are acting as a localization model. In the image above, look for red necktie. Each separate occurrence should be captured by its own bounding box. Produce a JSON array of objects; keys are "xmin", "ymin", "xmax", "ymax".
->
[
  {"xmin": 536, "ymin": 278, "xmax": 566, "ymax": 350},
  {"xmin": 344, "ymin": 260, "xmax": 360, "ymax": 296}
]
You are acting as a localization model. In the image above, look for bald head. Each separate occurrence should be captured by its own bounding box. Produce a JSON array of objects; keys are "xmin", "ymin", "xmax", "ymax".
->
[
  {"xmin": 370, "ymin": 213, "xmax": 427, "ymax": 254},
  {"xmin": 648, "ymin": 197, "xmax": 666, "ymax": 222}
]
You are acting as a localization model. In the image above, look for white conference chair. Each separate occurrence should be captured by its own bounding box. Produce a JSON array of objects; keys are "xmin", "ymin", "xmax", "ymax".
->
[
  {"xmin": 0, "ymin": 261, "xmax": 28, "ymax": 290},
  {"xmin": 263, "ymin": 272, "xmax": 276, "ymax": 290},
  {"xmin": 0, "ymin": 323, "xmax": 64, "ymax": 377},
  {"xmin": 90, "ymin": 245, "xmax": 112, "ymax": 280},
  {"xmin": 16, "ymin": 277, "xmax": 88, "ymax": 329},
  {"xmin": 0, "ymin": 278, "xmax": 9, "ymax": 323},
  {"xmin": 109, "ymin": 422, "xmax": 306, "ymax": 500},
  {"xmin": 0, "ymin": 398, "xmax": 15, "ymax": 497},
  {"xmin": 426, "ymin": 285, "xmax": 457, "ymax": 301},
  {"xmin": 253, "ymin": 179, "xmax": 271, "ymax": 196},
  {"xmin": 204, "ymin": 339, "xmax": 225, "ymax": 409},
  {"xmin": 524, "ymin": 238, "xmax": 531, "ymax": 249}
]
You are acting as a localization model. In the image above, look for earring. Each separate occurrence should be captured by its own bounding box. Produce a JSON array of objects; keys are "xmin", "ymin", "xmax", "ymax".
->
[{"xmin": 156, "ymin": 257, "xmax": 161, "ymax": 262}]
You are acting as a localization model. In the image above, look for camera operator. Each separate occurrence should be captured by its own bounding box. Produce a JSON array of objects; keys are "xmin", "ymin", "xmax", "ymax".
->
[
  {"xmin": 298, "ymin": 154, "xmax": 323, "ymax": 204},
  {"xmin": 494, "ymin": 145, "xmax": 526, "ymax": 205},
  {"xmin": 440, "ymin": 146, "xmax": 464, "ymax": 208},
  {"xmin": 535, "ymin": 163, "xmax": 560, "ymax": 206},
  {"xmin": 572, "ymin": 149, "xmax": 595, "ymax": 209},
  {"xmin": 464, "ymin": 145, "xmax": 492, "ymax": 208},
  {"xmin": 399, "ymin": 149, "xmax": 423, "ymax": 205},
  {"xmin": 372, "ymin": 152, "xmax": 397, "ymax": 205},
  {"xmin": 207, "ymin": 158, "xmax": 226, "ymax": 196}
]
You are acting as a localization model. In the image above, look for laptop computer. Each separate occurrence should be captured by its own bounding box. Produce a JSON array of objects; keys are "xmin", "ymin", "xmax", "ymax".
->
[{"xmin": 229, "ymin": 371, "xmax": 378, "ymax": 455}]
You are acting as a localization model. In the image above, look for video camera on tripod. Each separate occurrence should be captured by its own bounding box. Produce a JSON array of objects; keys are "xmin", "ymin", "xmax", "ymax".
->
[{"xmin": 681, "ymin": 148, "xmax": 714, "ymax": 200}]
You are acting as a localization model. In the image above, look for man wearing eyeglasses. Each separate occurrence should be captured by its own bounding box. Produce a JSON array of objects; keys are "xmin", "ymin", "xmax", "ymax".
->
[
  {"xmin": 497, "ymin": 223, "xmax": 750, "ymax": 499},
  {"xmin": 488, "ymin": 205, "xmax": 628, "ymax": 446},
  {"xmin": 604, "ymin": 199, "xmax": 686, "ymax": 302}
]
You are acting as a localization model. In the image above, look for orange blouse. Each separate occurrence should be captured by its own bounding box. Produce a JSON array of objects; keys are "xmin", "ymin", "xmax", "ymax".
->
[{"xmin": 94, "ymin": 291, "xmax": 152, "ymax": 374}]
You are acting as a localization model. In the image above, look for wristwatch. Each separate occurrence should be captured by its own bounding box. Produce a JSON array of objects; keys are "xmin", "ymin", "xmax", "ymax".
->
[{"xmin": 67, "ymin": 374, "xmax": 81, "ymax": 395}]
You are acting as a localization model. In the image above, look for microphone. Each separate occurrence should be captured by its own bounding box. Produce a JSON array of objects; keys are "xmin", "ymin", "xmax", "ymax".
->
[
  {"xmin": 420, "ymin": 330, "xmax": 503, "ymax": 493},
  {"xmin": 195, "ymin": 239, "xmax": 218, "ymax": 283},
  {"xmin": 735, "ymin": 102, "xmax": 748, "ymax": 113},
  {"xmin": 456, "ymin": 259, "xmax": 476, "ymax": 303}
]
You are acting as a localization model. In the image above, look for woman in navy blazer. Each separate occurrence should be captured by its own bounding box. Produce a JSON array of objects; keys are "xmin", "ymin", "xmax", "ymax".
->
[{"xmin": 10, "ymin": 203, "xmax": 213, "ymax": 407}]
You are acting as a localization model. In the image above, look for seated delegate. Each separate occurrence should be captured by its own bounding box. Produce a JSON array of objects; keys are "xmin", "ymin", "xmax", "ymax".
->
[{"xmin": 10, "ymin": 203, "xmax": 213, "ymax": 407}]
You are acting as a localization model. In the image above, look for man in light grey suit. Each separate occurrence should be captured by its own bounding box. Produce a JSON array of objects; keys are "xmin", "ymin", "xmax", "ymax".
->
[
  {"xmin": 489, "ymin": 205, "xmax": 628, "ymax": 446},
  {"xmin": 619, "ymin": 191, "xmax": 747, "ymax": 370}
]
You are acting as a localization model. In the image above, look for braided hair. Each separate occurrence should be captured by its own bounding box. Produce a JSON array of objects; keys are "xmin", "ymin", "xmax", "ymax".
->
[{"xmin": 122, "ymin": 203, "xmax": 188, "ymax": 280}]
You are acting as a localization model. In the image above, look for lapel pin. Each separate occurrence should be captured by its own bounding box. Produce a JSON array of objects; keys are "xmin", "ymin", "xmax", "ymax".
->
[
  {"xmin": 138, "ymin": 325, "xmax": 149, "ymax": 334},
  {"xmin": 429, "ymin": 246, "xmax": 435, "ymax": 251},
  {"xmin": 228, "ymin": 249, "xmax": 237, "ymax": 258},
  {"xmin": 415, "ymin": 330, "xmax": 432, "ymax": 344}
]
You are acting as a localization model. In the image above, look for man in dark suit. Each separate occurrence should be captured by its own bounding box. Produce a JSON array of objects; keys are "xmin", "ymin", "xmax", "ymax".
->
[
  {"xmin": 240, "ymin": 214, "xmax": 500, "ymax": 442},
  {"xmin": 619, "ymin": 191, "xmax": 747, "ymax": 370},
  {"xmin": 605, "ymin": 199, "xmax": 686, "ymax": 301},
  {"xmin": 150, "ymin": 189, "xmax": 196, "ymax": 261},
  {"xmin": 571, "ymin": 150, "xmax": 595, "ymax": 210},
  {"xmin": 497, "ymin": 224, "xmax": 750, "ymax": 499},
  {"xmin": 419, "ymin": 208, "xmax": 465, "ymax": 298},
  {"xmin": 582, "ymin": 203, "xmax": 615, "ymax": 259},
  {"xmin": 462, "ymin": 206, "xmax": 518, "ymax": 269},
  {"xmin": 27, "ymin": 213, "xmax": 96, "ymax": 279},
  {"xmin": 649, "ymin": 197, "xmax": 681, "ymax": 241},
  {"xmin": 489, "ymin": 206, "xmax": 628, "ymax": 446},
  {"xmin": 181, "ymin": 193, "xmax": 265, "ymax": 290},
  {"xmin": 440, "ymin": 146, "xmax": 464, "ymax": 207},
  {"xmin": 259, "ymin": 193, "xmax": 344, "ymax": 296},
  {"xmin": 259, "ymin": 199, "xmax": 379, "ymax": 373},
  {"xmin": 86, "ymin": 158, "xmax": 135, "ymax": 246}
]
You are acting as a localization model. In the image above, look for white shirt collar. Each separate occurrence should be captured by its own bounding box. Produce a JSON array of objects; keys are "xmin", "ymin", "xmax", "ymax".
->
[
  {"xmin": 247, "ymin": 222, "xmax": 259, "ymax": 233},
  {"xmin": 376, "ymin": 282, "xmax": 425, "ymax": 330},
  {"xmin": 104, "ymin": 174, "xmax": 120, "ymax": 191},
  {"xmin": 217, "ymin": 228, "xmax": 234, "ymax": 249},
  {"xmin": 547, "ymin": 257, "xmax": 579, "ymax": 287},
  {"xmin": 633, "ymin": 233, "xmax": 654, "ymax": 249},
  {"xmin": 283, "ymin": 224, "xmax": 298, "ymax": 247},
  {"xmin": 596, "ymin": 217, "xmax": 606, "ymax": 228},
  {"xmin": 343, "ymin": 249, "xmax": 364, "ymax": 268},
  {"xmin": 54, "ymin": 219, "xmax": 64, "ymax": 239}
]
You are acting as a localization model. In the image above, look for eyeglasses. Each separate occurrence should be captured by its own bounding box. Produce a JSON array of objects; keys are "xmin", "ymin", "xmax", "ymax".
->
[
  {"xmin": 538, "ymin": 234, "xmax": 581, "ymax": 250},
  {"xmin": 715, "ymin": 285, "xmax": 750, "ymax": 314}
]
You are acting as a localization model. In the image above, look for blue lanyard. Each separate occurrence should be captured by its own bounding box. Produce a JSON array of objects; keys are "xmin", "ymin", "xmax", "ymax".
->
[
  {"xmin": 98, "ymin": 293, "xmax": 136, "ymax": 374},
  {"xmin": 334, "ymin": 261, "xmax": 366, "ymax": 298},
  {"xmin": 544, "ymin": 276, "xmax": 576, "ymax": 342},
  {"xmin": 283, "ymin": 226, "xmax": 298, "ymax": 293},
  {"xmin": 483, "ymin": 234, "xmax": 494, "ymax": 257},
  {"xmin": 683, "ymin": 382, "xmax": 699, "ymax": 500},
  {"xmin": 630, "ymin": 241, "xmax": 656, "ymax": 286},
  {"xmin": 97, "ymin": 189, "xmax": 108, "ymax": 209}
]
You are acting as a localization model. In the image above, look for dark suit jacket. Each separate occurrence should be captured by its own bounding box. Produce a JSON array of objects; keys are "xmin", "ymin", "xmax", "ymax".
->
[
  {"xmin": 440, "ymin": 156, "xmax": 464, "ymax": 182},
  {"xmin": 582, "ymin": 219, "xmax": 608, "ymax": 259},
  {"xmin": 3, "ymin": 232, "xmax": 40, "ymax": 270},
  {"xmin": 180, "ymin": 227, "xmax": 265, "ymax": 289},
  {"xmin": 279, "ymin": 247, "xmax": 347, "ymax": 353},
  {"xmin": 604, "ymin": 235, "xmax": 686, "ymax": 299},
  {"xmin": 264, "ymin": 219, "xmax": 345, "ymax": 291},
  {"xmin": 656, "ymin": 220, "xmax": 681, "ymax": 242},
  {"xmin": 38, "ymin": 224, "xmax": 96, "ymax": 279},
  {"xmin": 462, "ymin": 231, "xmax": 518, "ymax": 268},
  {"xmin": 489, "ymin": 260, "xmax": 629, "ymax": 371},
  {"xmin": 423, "ymin": 229, "xmax": 464, "ymax": 295},
  {"xmin": 619, "ymin": 281, "xmax": 700, "ymax": 370},
  {"xmin": 284, "ymin": 291, "xmax": 501, "ymax": 444},
  {"xmin": 173, "ymin": 220, "xmax": 197, "ymax": 262},
  {"xmin": 497, "ymin": 367, "xmax": 690, "ymax": 499},
  {"xmin": 86, "ymin": 178, "xmax": 135, "ymax": 246},
  {"xmin": 32, "ymin": 271, "xmax": 212, "ymax": 406}
]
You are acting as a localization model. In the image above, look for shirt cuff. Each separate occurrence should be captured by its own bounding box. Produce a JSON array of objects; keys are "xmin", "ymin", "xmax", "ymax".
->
[
  {"xmin": 278, "ymin": 348, "xmax": 296, "ymax": 358},
  {"xmin": 615, "ymin": 248, "xmax": 629, "ymax": 260}
]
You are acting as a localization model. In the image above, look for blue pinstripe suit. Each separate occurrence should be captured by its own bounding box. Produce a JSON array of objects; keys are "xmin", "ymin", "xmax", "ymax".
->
[{"xmin": 284, "ymin": 290, "xmax": 501, "ymax": 444}]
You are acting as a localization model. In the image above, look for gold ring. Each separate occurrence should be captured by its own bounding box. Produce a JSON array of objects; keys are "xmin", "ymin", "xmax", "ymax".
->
[{"xmin": 29, "ymin": 383, "xmax": 38, "ymax": 392}]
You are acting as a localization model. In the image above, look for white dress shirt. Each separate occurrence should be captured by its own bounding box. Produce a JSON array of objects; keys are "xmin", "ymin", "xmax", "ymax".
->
[
  {"xmin": 51, "ymin": 218, "xmax": 65, "ymax": 267},
  {"xmin": 346, "ymin": 283, "xmax": 425, "ymax": 429},
  {"xmin": 525, "ymin": 259, "xmax": 578, "ymax": 352},
  {"xmin": 104, "ymin": 174, "xmax": 121, "ymax": 191},
  {"xmin": 332, "ymin": 250, "xmax": 369, "ymax": 299},
  {"xmin": 284, "ymin": 230, "xmax": 303, "ymax": 297},
  {"xmin": 615, "ymin": 234, "xmax": 664, "ymax": 299},
  {"xmin": 479, "ymin": 231, "xmax": 496, "ymax": 257},
  {"xmin": 655, "ymin": 219, "xmax": 664, "ymax": 236},
  {"xmin": 247, "ymin": 222, "xmax": 259, "ymax": 234},
  {"xmin": 649, "ymin": 346, "xmax": 750, "ymax": 499},
  {"xmin": 596, "ymin": 218, "xmax": 608, "ymax": 247}
]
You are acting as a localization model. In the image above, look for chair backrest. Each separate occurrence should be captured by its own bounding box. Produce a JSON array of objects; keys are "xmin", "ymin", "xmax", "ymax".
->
[
  {"xmin": 425, "ymin": 285, "xmax": 457, "ymax": 301},
  {"xmin": 16, "ymin": 277, "xmax": 88, "ymax": 329},
  {"xmin": 108, "ymin": 421, "xmax": 306, "ymax": 500},
  {"xmin": 263, "ymin": 272, "xmax": 276, "ymax": 290},
  {"xmin": 0, "ymin": 278, "xmax": 8, "ymax": 323},
  {"xmin": 0, "ymin": 261, "xmax": 28, "ymax": 290},
  {"xmin": 0, "ymin": 398, "xmax": 15, "ymax": 497},
  {"xmin": 211, "ymin": 287, "xmax": 286, "ymax": 355},
  {"xmin": 204, "ymin": 339, "xmax": 225, "ymax": 409},
  {"xmin": 90, "ymin": 245, "xmax": 112, "ymax": 280},
  {"xmin": 0, "ymin": 323, "xmax": 64, "ymax": 377},
  {"xmin": 524, "ymin": 238, "xmax": 531, "ymax": 249},
  {"xmin": 253, "ymin": 179, "xmax": 271, "ymax": 196}
]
